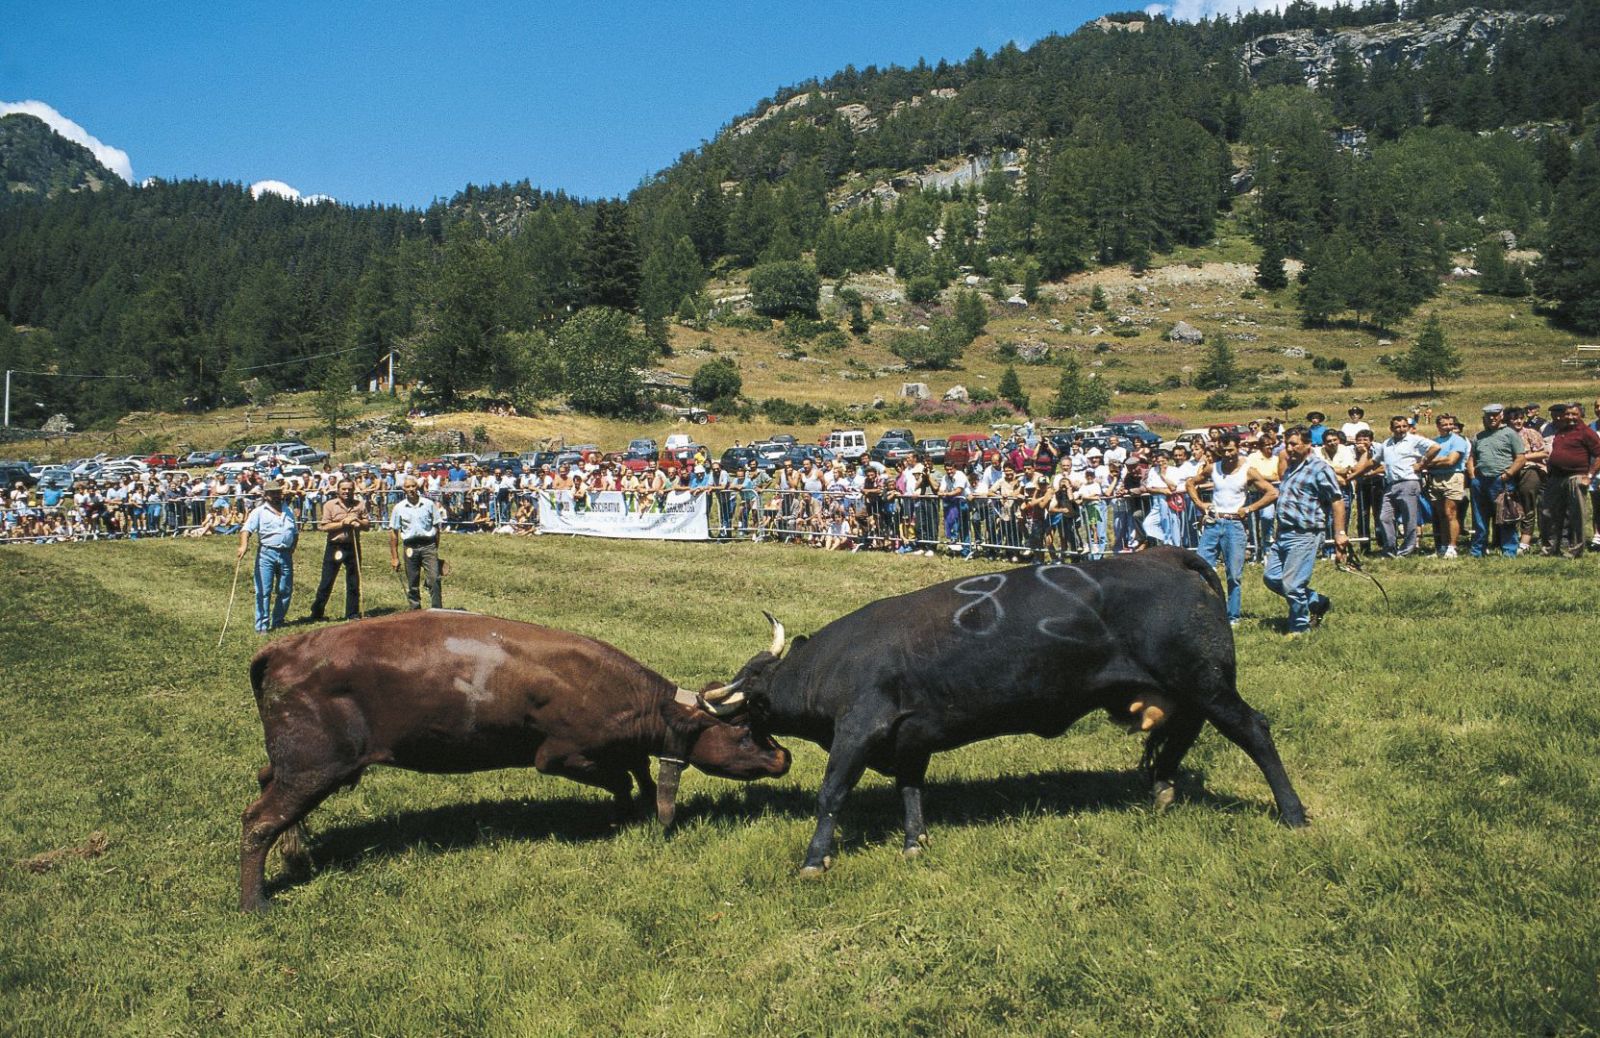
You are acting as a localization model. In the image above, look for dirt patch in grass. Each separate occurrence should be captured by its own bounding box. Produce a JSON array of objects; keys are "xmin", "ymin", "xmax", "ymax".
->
[{"xmin": 18, "ymin": 830, "xmax": 109, "ymax": 873}]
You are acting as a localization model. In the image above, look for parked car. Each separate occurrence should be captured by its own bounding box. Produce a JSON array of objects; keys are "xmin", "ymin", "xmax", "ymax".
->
[
  {"xmin": 482, "ymin": 456, "xmax": 523, "ymax": 475},
  {"xmin": 1102, "ymin": 421, "xmax": 1162, "ymax": 450},
  {"xmin": 35, "ymin": 466, "xmax": 76, "ymax": 491},
  {"xmin": 1159, "ymin": 428, "xmax": 1216, "ymax": 453},
  {"xmin": 279, "ymin": 444, "xmax": 329, "ymax": 466},
  {"xmin": 943, "ymin": 432, "xmax": 993, "ymax": 470},
  {"xmin": 750, "ymin": 441, "xmax": 789, "ymax": 472},
  {"xmin": 142, "ymin": 453, "xmax": 181, "ymax": 470},
  {"xmin": 626, "ymin": 438, "xmax": 658, "ymax": 455},
  {"xmin": 183, "ymin": 450, "xmax": 223, "ymax": 467},
  {"xmin": 868, "ymin": 437, "xmax": 916, "ymax": 465},
  {"xmin": 915, "ymin": 437, "xmax": 948, "ymax": 463},
  {"xmin": 0, "ymin": 461, "xmax": 34, "ymax": 489},
  {"xmin": 719, "ymin": 446, "xmax": 758, "ymax": 472},
  {"xmin": 521, "ymin": 450, "xmax": 560, "ymax": 473},
  {"xmin": 783, "ymin": 444, "xmax": 836, "ymax": 468},
  {"xmin": 827, "ymin": 428, "xmax": 868, "ymax": 461},
  {"xmin": 216, "ymin": 462, "xmax": 257, "ymax": 479}
]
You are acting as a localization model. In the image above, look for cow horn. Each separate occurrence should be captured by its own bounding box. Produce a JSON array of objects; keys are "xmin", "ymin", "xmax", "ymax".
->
[
  {"xmin": 763, "ymin": 611, "xmax": 786, "ymax": 657},
  {"xmin": 700, "ymin": 676, "xmax": 744, "ymax": 704}
]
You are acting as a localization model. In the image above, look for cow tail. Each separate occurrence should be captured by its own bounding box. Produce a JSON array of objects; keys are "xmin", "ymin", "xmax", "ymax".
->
[{"xmin": 1178, "ymin": 548, "xmax": 1225, "ymax": 600}]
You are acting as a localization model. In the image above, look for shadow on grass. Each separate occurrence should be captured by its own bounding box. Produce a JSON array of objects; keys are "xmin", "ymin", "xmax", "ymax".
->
[
  {"xmin": 272, "ymin": 764, "xmax": 1259, "ymax": 895},
  {"xmin": 691, "ymin": 766, "xmax": 1262, "ymax": 851}
]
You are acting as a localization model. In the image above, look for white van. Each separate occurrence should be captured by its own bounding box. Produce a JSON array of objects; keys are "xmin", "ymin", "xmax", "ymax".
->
[{"xmin": 827, "ymin": 429, "xmax": 867, "ymax": 461}]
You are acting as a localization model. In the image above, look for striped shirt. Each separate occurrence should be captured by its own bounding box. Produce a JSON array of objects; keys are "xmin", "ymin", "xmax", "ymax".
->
[{"xmin": 1276, "ymin": 455, "xmax": 1340, "ymax": 533}]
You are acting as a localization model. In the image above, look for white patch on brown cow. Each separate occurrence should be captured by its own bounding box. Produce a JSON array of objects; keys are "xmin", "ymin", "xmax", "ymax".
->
[{"xmin": 444, "ymin": 636, "xmax": 510, "ymax": 703}]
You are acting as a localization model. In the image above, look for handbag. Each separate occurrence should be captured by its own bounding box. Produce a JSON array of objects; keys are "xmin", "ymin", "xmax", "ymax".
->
[{"xmin": 1494, "ymin": 489, "xmax": 1523, "ymax": 524}]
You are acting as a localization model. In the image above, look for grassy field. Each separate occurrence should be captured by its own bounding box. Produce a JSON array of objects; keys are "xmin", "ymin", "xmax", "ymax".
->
[{"xmin": 2, "ymin": 535, "xmax": 1596, "ymax": 1036}]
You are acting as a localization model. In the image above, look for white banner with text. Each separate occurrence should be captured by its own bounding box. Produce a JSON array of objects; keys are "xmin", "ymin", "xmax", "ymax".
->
[{"xmin": 536, "ymin": 490, "xmax": 708, "ymax": 540}]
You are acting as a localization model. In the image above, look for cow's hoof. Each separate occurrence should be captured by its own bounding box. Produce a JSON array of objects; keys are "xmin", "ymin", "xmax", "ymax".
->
[
  {"xmin": 1151, "ymin": 780, "xmax": 1176, "ymax": 811},
  {"xmin": 797, "ymin": 857, "xmax": 832, "ymax": 879},
  {"xmin": 902, "ymin": 833, "xmax": 931, "ymax": 859},
  {"xmin": 1280, "ymin": 810, "xmax": 1310, "ymax": 828}
]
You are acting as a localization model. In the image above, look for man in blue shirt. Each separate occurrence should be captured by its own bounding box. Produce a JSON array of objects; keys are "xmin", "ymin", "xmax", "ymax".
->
[
  {"xmin": 237, "ymin": 480, "xmax": 298, "ymax": 632},
  {"xmin": 1357, "ymin": 415, "xmax": 1438, "ymax": 558},
  {"xmin": 1422, "ymin": 413, "xmax": 1470, "ymax": 558},
  {"xmin": 388, "ymin": 477, "xmax": 445, "ymax": 609},
  {"xmin": 1263, "ymin": 426, "xmax": 1349, "ymax": 633}
]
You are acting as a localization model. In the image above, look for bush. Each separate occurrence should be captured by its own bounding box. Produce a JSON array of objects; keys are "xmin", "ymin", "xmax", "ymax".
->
[
  {"xmin": 1202, "ymin": 391, "xmax": 1241, "ymax": 410},
  {"xmin": 906, "ymin": 275, "xmax": 941, "ymax": 304},
  {"xmin": 691, "ymin": 357, "xmax": 742, "ymax": 404},
  {"xmin": 888, "ymin": 317, "xmax": 970, "ymax": 370},
  {"xmin": 1311, "ymin": 355, "xmax": 1348, "ymax": 371},
  {"xmin": 759, "ymin": 397, "xmax": 823, "ymax": 425},
  {"xmin": 750, "ymin": 261, "xmax": 821, "ymax": 318},
  {"xmin": 777, "ymin": 316, "xmax": 837, "ymax": 344},
  {"xmin": 969, "ymin": 387, "xmax": 999, "ymax": 404},
  {"xmin": 1112, "ymin": 327, "xmax": 1139, "ymax": 338},
  {"xmin": 813, "ymin": 329, "xmax": 850, "ymax": 353},
  {"xmin": 717, "ymin": 310, "xmax": 772, "ymax": 332},
  {"xmin": 1114, "ymin": 378, "xmax": 1160, "ymax": 395}
]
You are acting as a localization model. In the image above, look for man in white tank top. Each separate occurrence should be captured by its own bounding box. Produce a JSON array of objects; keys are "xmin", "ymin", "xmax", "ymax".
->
[{"xmin": 1185, "ymin": 432, "xmax": 1280, "ymax": 625}]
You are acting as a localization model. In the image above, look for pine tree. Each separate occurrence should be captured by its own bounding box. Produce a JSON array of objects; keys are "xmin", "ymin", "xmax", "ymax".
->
[
  {"xmin": 998, "ymin": 365, "xmax": 1028, "ymax": 413},
  {"xmin": 312, "ymin": 354, "xmax": 357, "ymax": 451},
  {"xmin": 582, "ymin": 200, "xmax": 641, "ymax": 312},
  {"xmin": 1256, "ymin": 238, "xmax": 1289, "ymax": 290},
  {"xmin": 1048, "ymin": 355, "xmax": 1108, "ymax": 420},
  {"xmin": 1536, "ymin": 129, "xmax": 1600, "ymax": 331},
  {"xmin": 1393, "ymin": 313, "xmax": 1462, "ymax": 394},
  {"xmin": 1194, "ymin": 340, "xmax": 1238, "ymax": 390},
  {"xmin": 1476, "ymin": 235, "xmax": 1510, "ymax": 295}
]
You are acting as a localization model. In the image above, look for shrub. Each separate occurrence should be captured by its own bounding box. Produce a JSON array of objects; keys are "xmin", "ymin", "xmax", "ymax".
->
[
  {"xmin": 906, "ymin": 275, "xmax": 941, "ymax": 304},
  {"xmin": 750, "ymin": 261, "xmax": 821, "ymax": 318},
  {"xmin": 1202, "ymin": 391, "xmax": 1240, "ymax": 410},
  {"xmin": 717, "ymin": 310, "xmax": 772, "ymax": 332},
  {"xmin": 1114, "ymin": 378, "xmax": 1160, "ymax": 395},
  {"xmin": 691, "ymin": 357, "xmax": 742, "ymax": 404},
  {"xmin": 759, "ymin": 397, "xmax": 823, "ymax": 425}
]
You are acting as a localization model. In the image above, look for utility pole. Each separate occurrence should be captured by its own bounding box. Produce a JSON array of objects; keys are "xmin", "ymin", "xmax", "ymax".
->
[{"xmin": 4, "ymin": 369, "xmax": 10, "ymax": 428}]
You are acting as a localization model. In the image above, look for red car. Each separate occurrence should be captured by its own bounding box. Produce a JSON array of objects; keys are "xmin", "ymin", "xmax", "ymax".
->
[{"xmin": 142, "ymin": 453, "xmax": 180, "ymax": 470}]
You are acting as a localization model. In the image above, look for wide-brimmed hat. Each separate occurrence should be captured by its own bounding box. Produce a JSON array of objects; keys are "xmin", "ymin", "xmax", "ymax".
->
[{"xmin": 262, "ymin": 479, "xmax": 283, "ymax": 492}]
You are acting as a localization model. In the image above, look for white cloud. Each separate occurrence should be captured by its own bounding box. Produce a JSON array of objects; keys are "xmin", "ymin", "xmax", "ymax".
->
[
  {"xmin": 249, "ymin": 181, "xmax": 335, "ymax": 205},
  {"xmin": 249, "ymin": 179, "xmax": 302, "ymax": 201},
  {"xmin": 1148, "ymin": 0, "xmax": 1343, "ymax": 22},
  {"xmin": 0, "ymin": 100, "xmax": 133, "ymax": 183}
]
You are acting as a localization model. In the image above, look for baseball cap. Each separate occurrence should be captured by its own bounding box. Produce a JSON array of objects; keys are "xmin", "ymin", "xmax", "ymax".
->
[{"xmin": 1482, "ymin": 403, "xmax": 1504, "ymax": 415}]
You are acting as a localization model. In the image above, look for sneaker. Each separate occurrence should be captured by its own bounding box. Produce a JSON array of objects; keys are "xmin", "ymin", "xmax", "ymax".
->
[
  {"xmin": 923, "ymin": 549, "xmax": 934, "ymax": 557},
  {"xmin": 1309, "ymin": 596, "xmax": 1331, "ymax": 628},
  {"xmin": 1441, "ymin": 546, "xmax": 1458, "ymax": 559},
  {"xmin": 1590, "ymin": 535, "xmax": 1600, "ymax": 549}
]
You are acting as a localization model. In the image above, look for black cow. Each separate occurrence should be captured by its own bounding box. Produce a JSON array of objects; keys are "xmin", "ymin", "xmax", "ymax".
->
[{"xmin": 704, "ymin": 547, "xmax": 1307, "ymax": 874}]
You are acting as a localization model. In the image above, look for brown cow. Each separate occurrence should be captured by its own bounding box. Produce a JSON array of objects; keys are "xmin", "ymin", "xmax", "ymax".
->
[{"xmin": 240, "ymin": 611, "xmax": 789, "ymax": 911}]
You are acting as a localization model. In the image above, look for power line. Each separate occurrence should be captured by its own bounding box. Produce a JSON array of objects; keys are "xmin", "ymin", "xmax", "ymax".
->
[
  {"xmin": 4, "ymin": 369, "xmax": 139, "ymax": 379},
  {"xmin": 233, "ymin": 343, "xmax": 375, "ymax": 372}
]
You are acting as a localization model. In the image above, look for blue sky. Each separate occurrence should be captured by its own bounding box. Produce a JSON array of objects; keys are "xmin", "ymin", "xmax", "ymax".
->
[{"xmin": 5, "ymin": 0, "xmax": 1286, "ymax": 207}]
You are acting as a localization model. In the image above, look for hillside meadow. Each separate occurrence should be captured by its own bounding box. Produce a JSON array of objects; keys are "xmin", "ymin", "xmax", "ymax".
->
[
  {"xmin": 1, "ymin": 534, "xmax": 1595, "ymax": 1036},
  {"xmin": 19, "ymin": 216, "xmax": 1598, "ymax": 467}
]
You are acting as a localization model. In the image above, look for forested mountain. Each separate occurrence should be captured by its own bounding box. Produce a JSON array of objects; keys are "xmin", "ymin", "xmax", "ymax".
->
[
  {"xmin": 2, "ymin": 0, "xmax": 1599, "ymax": 427},
  {"xmin": 1, "ymin": 114, "xmax": 119, "ymax": 202}
]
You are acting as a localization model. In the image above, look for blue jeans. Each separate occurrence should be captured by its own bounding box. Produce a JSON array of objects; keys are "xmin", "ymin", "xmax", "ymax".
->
[
  {"xmin": 1263, "ymin": 529, "xmax": 1327, "ymax": 632},
  {"xmin": 1196, "ymin": 517, "xmax": 1247, "ymax": 621},
  {"xmin": 1468, "ymin": 474, "xmax": 1517, "ymax": 557},
  {"xmin": 254, "ymin": 546, "xmax": 294, "ymax": 631}
]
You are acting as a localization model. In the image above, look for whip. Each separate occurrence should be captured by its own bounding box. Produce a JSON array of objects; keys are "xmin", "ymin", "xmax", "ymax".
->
[
  {"xmin": 217, "ymin": 551, "xmax": 244, "ymax": 648},
  {"xmin": 1333, "ymin": 543, "xmax": 1389, "ymax": 608}
]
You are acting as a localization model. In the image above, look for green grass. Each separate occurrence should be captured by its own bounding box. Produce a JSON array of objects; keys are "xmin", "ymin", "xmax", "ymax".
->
[{"xmin": 2, "ymin": 537, "xmax": 1597, "ymax": 1036}]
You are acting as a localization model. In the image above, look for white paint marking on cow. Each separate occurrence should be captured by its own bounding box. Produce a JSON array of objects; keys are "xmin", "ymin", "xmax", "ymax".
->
[
  {"xmin": 952, "ymin": 573, "xmax": 1008, "ymax": 635},
  {"xmin": 1033, "ymin": 564, "xmax": 1113, "ymax": 645},
  {"xmin": 444, "ymin": 636, "xmax": 510, "ymax": 703}
]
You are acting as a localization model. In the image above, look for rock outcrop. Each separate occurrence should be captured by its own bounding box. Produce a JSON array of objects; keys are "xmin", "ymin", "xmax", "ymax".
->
[{"xmin": 1240, "ymin": 8, "xmax": 1561, "ymax": 89}]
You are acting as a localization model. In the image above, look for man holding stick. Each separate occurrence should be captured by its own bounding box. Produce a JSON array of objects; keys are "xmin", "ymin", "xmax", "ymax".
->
[
  {"xmin": 236, "ymin": 480, "xmax": 298, "ymax": 633},
  {"xmin": 308, "ymin": 478, "xmax": 370, "ymax": 621},
  {"xmin": 389, "ymin": 477, "xmax": 445, "ymax": 609}
]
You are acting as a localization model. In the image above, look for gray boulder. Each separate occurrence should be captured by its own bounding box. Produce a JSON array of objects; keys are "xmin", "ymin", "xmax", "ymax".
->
[
  {"xmin": 944, "ymin": 385, "xmax": 970, "ymax": 403},
  {"xmin": 901, "ymin": 382, "xmax": 931, "ymax": 400},
  {"xmin": 1168, "ymin": 321, "xmax": 1205, "ymax": 345}
]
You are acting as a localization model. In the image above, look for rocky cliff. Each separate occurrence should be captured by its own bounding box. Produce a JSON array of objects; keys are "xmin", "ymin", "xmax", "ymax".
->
[{"xmin": 1239, "ymin": 7, "xmax": 1562, "ymax": 88}]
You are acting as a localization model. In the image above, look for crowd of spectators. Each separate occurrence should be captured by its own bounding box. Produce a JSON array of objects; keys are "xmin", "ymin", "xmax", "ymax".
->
[{"xmin": 5, "ymin": 397, "xmax": 1600, "ymax": 561}]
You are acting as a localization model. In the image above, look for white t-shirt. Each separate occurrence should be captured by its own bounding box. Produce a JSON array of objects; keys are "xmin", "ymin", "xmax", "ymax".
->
[{"xmin": 1341, "ymin": 420, "xmax": 1371, "ymax": 441}]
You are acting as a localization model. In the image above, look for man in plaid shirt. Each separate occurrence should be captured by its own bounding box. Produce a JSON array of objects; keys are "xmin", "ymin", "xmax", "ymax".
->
[{"xmin": 1264, "ymin": 426, "xmax": 1350, "ymax": 633}]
